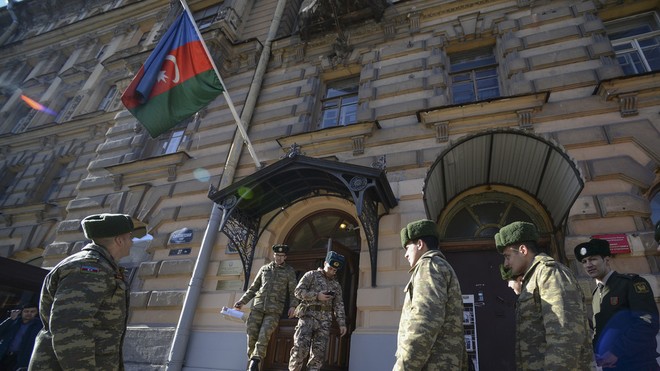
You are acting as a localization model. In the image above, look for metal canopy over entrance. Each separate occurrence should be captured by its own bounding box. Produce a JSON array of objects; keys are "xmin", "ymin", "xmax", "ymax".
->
[
  {"xmin": 423, "ymin": 129, "xmax": 584, "ymax": 230},
  {"xmin": 208, "ymin": 153, "xmax": 398, "ymax": 289}
]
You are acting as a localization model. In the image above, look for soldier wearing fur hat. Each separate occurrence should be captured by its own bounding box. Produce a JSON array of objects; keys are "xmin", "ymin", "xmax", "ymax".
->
[
  {"xmin": 288, "ymin": 251, "xmax": 347, "ymax": 371},
  {"xmin": 394, "ymin": 219, "xmax": 467, "ymax": 371},
  {"xmin": 234, "ymin": 244, "xmax": 299, "ymax": 371},
  {"xmin": 29, "ymin": 213, "xmax": 146, "ymax": 371},
  {"xmin": 495, "ymin": 221, "xmax": 594, "ymax": 371},
  {"xmin": 575, "ymin": 238, "xmax": 659, "ymax": 370}
]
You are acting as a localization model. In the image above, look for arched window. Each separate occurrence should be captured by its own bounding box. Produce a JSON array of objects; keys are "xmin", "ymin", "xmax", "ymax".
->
[
  {"xmin": 285, "ymin": 210, "xmax": 360, "ymax": 252},
  {"xmin": 441, "ymin": 191, "xmax": 543, "ymax": 240}
]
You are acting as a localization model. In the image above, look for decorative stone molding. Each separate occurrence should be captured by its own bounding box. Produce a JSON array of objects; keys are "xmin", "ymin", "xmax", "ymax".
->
[
  {"xmin": 408, "ymin": 11, "xmax": 421, "ymax": 34},
  {"xmin": 104, "ymin": 151, "xmax": 191, "ymax": 186},
  {"xmin": 618, "ymin": 93, "xmax": 638, "ymax": 117},
  {"xmin": 352, "ymin": 135, "xmax": 365, "ymax": 155},
  {"xmin": 517, "ymin": 109, "xmax": 534, "ymax": 130},
  {"xmin": 420, "ymin": 93, "xmax": 548, "ymax": 137},
  {"xmin": 277, "ymin": 121, "xmax": 379, "ymax": 157},
  {"xmin": 434, "ymin": 121, "xmax": 449, "ymax": 142}
]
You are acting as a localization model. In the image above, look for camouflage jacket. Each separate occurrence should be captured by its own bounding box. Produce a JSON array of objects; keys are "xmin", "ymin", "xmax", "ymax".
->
[
  {"xmin": 238, "ymin": 262, "xmax": 299, "ymax": 314},
  {"xmin": 294, "ymin": 268, "xmax": 346, "ymax": 327},
  {"xmin": 29, "ymin": 243, "xmax": 128, "ymax": 371},
  {"xmin": 516, "ymin": 253, "xmax": 594, "ymax": 370},
  {"xmin": 394, "ymin": 250, "xmax": 467, "ymax": 371}
]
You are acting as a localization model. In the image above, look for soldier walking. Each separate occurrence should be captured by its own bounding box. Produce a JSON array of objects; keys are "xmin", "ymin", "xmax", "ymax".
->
[
  {"xmin": 288, "ymin": 251, "xmax": 347, "ymax": 371},
  {"xmin": 234, "ymin": 244, "xmax": 299, "ymax": 371},
  {"xmin": 496, "ymin": 221, "xmax": 594, "ymax": 370},
  {"xmin": 394, "ymin": 219, "xmax": 468, "ymax": 370}
]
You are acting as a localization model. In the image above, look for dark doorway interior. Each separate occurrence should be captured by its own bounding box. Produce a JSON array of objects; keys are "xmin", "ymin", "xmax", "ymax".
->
[{"xmin": 444, "ymin": 249, "xmax": 516, "ymax": 371}]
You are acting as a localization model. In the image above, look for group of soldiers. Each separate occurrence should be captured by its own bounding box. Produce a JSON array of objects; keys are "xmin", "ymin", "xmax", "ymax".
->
[
  {"xmin": 237, "ymin": 219, "xmax": 659, "ymax": 371},
  {"xmin": 234, "ymin": 245, "xmax": 346, "ymax": 371},
  {"xmin": 21, "ymin": 213, "xmax": 658, "ymax": 371}
]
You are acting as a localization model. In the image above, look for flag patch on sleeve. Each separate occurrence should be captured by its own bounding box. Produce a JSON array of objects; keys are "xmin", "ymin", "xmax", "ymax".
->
[{"xmin": 81, "ymin": 265, "xmax": 100, "ymax": 273}]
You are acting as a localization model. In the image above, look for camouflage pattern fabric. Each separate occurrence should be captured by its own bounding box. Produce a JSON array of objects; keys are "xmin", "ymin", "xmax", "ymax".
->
[
  {"xmin": 515, "ymin": 253, "xmax": 595, "ymax": 370},
  {"xmin": 29, "ymin": 243, "xmax": 128, "ymax": 371},
  {"xmin": 237, "ymin": 261, "xmax": 298, "ymax": 360},
  {"xmin": 393, "ymin": 250, "xmax": 468, "ymax": 371},
  {"xmin": 289, "ymin": 268, "xmax": 345, "ymax": 371}
]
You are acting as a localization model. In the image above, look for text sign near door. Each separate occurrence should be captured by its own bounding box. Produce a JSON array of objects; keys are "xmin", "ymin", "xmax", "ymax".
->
[
  {"xmin": 463, "ymin": 294, "xmax": 479, "ymax": 371},
  {"xmin": 591, "ymin": 233, "xmax": 631, "ymax": 254}
]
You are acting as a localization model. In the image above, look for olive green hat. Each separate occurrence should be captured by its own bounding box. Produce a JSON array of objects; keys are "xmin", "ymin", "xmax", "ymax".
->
[
  {"xmin": 574, "ymin": 238, "xmax": 611, "ymax": 261},
  {"xmin": 400, "ymin": 219, "xmax": 438, "ymax": 248},
  {"xmin": 272, "ymin": 244, "xmax": 289, "ymax": 253},
  {"xmin": 82, "ymin": 213, "xmax": 146, "ymax": 239},
  {"xmin": 494, "ymin": 221, "xmax": 539, "ymax": 253}
]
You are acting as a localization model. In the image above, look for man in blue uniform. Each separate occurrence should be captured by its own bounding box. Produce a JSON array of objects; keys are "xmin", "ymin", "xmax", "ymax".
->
[{"xmin": 575, "ymin": 238, "xmax": 659, "ymax": 370}]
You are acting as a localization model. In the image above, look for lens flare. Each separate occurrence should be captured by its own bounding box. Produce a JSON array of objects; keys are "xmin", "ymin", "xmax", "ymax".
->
[{"xmin": 20, "ymin": 95, "xmax": 57, "ymax": 116}]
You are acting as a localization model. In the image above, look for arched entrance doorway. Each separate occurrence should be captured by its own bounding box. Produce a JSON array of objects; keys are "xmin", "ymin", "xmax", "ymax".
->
[
  {"xmin": 263, "ymin": 210, "xmax": 359, "ymax": 371},
  {"xmin": 439, "ymin": 191, "xmax": 552, "ymax": 371},
  {"xmin": 422, "ymin": 129, "xmax": 584, "ymax": 371}
]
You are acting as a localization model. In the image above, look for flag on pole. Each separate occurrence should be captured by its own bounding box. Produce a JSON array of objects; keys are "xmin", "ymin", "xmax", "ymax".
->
[{"xmin": 121, "ymin": 12, "xmax": 224, "ymax": 138}]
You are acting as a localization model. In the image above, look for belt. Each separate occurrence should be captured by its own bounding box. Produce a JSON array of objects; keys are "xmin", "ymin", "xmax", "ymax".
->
[{"xmin": 307, "ymin": 305, "xmax": 331, "ymax": 312}]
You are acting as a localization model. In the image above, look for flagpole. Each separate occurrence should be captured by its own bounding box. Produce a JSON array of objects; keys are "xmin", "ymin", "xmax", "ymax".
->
[
  {"xmin": 165, "ymin": 2, "xmax": 263, "ymax": 370},
  {"xmin": 178, "ymin": 0, "xmax": 261, "ymax": 168}
]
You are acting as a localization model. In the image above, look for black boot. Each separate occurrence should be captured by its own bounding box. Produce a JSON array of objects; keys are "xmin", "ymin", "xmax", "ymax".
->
[{"xmin": 248, "ymin": 358, "xmax": 260, "ymax": 371}]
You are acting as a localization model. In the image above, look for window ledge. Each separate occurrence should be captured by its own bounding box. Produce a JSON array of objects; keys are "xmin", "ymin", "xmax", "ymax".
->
[
  {"xmin": 418, "ymin": 93, "xmax": 549, "ymax": 142},
  {"xmin": 277, "ymin": 121, "xmax": 379, "ymax": 156},
  {"xmin": 104, "ymin": 151, "xmax": 191, "ymax": 187}
]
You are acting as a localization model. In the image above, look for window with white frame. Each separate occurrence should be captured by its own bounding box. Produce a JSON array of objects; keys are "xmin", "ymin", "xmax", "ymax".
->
[
  {"xmin": 319, "ymin": 77, "xmax": 359, "ymax": 129},
  {"xmin": 606, "ymin": 12, "xmax": 660, "ymax": 75},
  {"xmin": 449, "ymin": 48, "xmax": 500, "ymax": 104},
  {"xmin": 141, "ymin": 128, "xmax": 187, "ymax": 158}
]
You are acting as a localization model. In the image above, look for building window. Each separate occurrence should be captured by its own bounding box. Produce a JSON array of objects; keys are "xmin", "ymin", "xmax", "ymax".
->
[
  {"xmin": 194, "ymin": 5, "xmax": 221, "ymax": 30},
  {"xmin": 320, "ymin": 77, "xmax": 359, "ymax": 129},
  {"xmin": 98, "ymin": 85, "xmax": 117, "ymax": 111},
  {"xmin": 449, "ymin": 48, "xmax": 500, "ymax": 104},
  {"xmin": 606, "ymin": 12, "xmax": 660, "ymax": 75},
  {"xmin": 142, "ymin": 128, "xmax": 187, "ymax": 158},
  {"xmin": 55, "ymin": 98, "xmax": 75, "ymax": 123}
]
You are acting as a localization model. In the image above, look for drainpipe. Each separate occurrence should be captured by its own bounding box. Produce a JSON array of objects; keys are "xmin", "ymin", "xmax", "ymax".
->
[
  {"xmin": 165, "ymin": 0, "xmax": 288, "ymax": 369},
  {"xmin": 0, "ymin": 0, "xmax": 19, "ymax": 45}
]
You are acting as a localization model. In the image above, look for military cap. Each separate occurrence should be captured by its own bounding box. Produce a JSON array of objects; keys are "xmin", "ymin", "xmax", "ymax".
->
[
  {"xmin": 499, "ymin": 264, "xmax": 516, "ymax": 281},
  {"xmin": 574, "ymin": 238, "xmax": 611, "ymax": 261},
  {"xmin": 272, "ymin": 244, "xmax": 289, "ymax": 253},
  {"xmin": 22, "ymin": 301, "xmax": 38, "ymax": 309},
  {"xmin": 494, "ymin": 221, "xmax": 539, "ymax": 253},
  {"xmin": 326, "ymin": 251, "xmax": 345, "ymax": 269},
  {"xmin": 400, "ymin": 219, "xmax": 439, "ymax": 248},
  {"xmin": 82, "ymin": 213, "xmax": 146, "ymax": 239}
]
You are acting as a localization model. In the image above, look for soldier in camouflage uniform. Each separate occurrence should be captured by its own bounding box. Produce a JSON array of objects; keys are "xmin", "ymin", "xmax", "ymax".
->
[
  {"xmin": 288, "ymin": 251, "xmax": 347, "ymax": 371},
  {"xmin": 394, "ymin": 219, "xmax": 468, "ymax": 371},
  {"xmin": 234, "ymin": 244, "xmax": 299, "ymax": 371},
  {"xmin": 495, "ymin": 221, "xmax": 595, "ymax": 371},
  {"xmin": 29, "ymin": 213, "xmax": 146, "ymax": 371}
]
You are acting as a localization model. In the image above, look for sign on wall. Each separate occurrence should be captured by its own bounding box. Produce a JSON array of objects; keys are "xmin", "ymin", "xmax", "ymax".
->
[{"xmin": 591, "ymin": 233, "xmax": 631, "ymax": 254}]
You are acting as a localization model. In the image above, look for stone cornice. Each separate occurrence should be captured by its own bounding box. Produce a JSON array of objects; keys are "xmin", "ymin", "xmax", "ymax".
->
[
  {"xmin": 277, "ymin": 121, "xmax": 379, "ymax": 157},
  {"xmin": 104, "ymin": 151, "xmax": 191, "ymax": 186}
]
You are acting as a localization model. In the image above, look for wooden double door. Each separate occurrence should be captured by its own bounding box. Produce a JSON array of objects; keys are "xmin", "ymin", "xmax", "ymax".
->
[{"xmin": 263, "ymin": 243, "xmax": 357, "ymax": 371}]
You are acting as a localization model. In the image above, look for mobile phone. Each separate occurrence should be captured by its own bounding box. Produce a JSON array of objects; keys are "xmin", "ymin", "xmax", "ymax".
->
[{"xmin": 324, "ymin": 291, "xmax": 335, "ymax": 296}]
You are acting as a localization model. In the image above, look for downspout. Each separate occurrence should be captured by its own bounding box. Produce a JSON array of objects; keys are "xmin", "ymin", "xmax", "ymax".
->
[
  {"xmin": 0, "ymin": 0, "xmax": 19, "ymax": 45},
  {"xmin": 165, "ymin": 0, "xmax": 288, "ymax": 369}
]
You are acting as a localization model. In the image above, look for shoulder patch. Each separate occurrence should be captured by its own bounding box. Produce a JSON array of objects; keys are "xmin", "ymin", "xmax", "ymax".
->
[
  {"xmin": 81, "ymin": 265, "xmax": 100, "ymax": 273},
  {"xmin": 633, "ymin": 281, "xmax": 650, "ymax": 294}
]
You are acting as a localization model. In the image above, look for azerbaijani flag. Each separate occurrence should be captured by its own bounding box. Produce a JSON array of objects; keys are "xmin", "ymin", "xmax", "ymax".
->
[{"xmin": 121, "ymin": 12, "xmax": 224, "ymax": 138}]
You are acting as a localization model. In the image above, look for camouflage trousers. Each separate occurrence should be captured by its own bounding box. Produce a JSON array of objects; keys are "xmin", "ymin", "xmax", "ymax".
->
[
  {"xmin": 246, "ymin": 309, "xmax": 281, "ymax": 360},
  {"xmin": 288, "ymin": 312, "xmax": 332, "ymax": 371}
]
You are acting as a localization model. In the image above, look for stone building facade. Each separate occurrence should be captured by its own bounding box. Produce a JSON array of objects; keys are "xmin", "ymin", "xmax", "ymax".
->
[{"xmin": 0, "ymin": 0, "xmax": 658, "ymax": 370}]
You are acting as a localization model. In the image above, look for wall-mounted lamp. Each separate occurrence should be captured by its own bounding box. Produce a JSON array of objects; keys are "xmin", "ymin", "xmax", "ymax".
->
[{"xmin": 339, "ymin": 222, "xmax": 360, "ymax": 231}]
